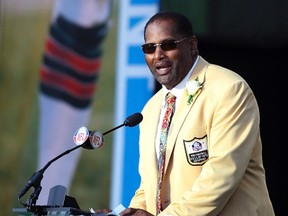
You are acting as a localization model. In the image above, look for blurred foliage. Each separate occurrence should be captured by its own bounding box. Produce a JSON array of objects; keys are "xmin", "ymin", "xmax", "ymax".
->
[{"xmin": 0, "ymin": 2, "xmax": 117, "ymax": 215}]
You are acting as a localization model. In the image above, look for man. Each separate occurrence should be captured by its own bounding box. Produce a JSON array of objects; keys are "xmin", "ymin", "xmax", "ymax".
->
[{"xmin": 120, "ymin": 11, "xmax": 274, "ymax": 215}]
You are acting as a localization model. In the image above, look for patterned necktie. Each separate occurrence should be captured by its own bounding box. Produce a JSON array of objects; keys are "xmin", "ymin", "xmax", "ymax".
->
[{"xmin": 156, "ymin": 92, "xmax": 176, "ymax": 214}]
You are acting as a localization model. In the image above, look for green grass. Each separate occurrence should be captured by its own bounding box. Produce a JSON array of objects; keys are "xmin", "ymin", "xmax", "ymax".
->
[{"xmin": 0, "ymin": 5, "xmax": 118, "ymax": 215}]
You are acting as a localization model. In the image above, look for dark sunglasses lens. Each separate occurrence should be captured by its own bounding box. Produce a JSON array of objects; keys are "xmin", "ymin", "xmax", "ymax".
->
[
  {"xmin": 142, "ymin": 44, "xmax": 156, "ymax": 54},
  {"xmin": 161, "ymin": 41, "xmax": 177, "ymax": 51},
  {"xmin": 141, "ymin": 40, "xmax": 178, "ymax": 53}
]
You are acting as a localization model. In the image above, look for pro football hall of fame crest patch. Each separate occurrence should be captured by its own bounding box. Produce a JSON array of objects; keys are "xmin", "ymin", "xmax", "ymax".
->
[{"xmin": 183, "ymin": 136, "xmax": 208, "ymax": 166}]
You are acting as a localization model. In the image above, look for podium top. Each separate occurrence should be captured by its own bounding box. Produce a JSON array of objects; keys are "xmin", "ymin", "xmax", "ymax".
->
[{"xmin": 12, "ymin": 207, "xmax": 113, "ymax": 216}]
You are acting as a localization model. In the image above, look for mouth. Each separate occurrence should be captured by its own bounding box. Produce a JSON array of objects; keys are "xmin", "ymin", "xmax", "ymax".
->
[
  {"xmin": 155, "ymin": 63, "xmax": 172, "ymax": 75},
  {"xmin": 156, "ymin": 67, "xmax": 171, "ymax": 75}
]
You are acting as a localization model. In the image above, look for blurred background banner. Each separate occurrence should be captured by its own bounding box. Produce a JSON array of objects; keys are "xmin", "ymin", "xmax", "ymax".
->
[
  {"xmin": 110, "ymin": 0, "xmax": 159, "ymax": 208},
  {"xmin": 0, "ymin": 0, "xmax": 117, "ymax": 214}
]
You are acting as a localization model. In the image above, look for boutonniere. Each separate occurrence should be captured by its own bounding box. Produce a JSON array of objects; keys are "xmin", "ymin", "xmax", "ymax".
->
[{"xmin": 186, "ymin": 77, "xmax": 203, "ymax": 105}]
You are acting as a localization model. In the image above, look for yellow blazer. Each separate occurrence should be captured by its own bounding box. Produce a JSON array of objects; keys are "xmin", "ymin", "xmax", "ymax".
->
[{"xmin": 129, "ymin": 56, "xmax": 274, "ymax": 216}]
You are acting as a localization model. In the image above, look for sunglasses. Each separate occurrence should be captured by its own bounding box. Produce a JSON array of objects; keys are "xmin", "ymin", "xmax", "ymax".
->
[{"xmin": 141, "ymin": 38, "xmax": 187, "ymax": 54}]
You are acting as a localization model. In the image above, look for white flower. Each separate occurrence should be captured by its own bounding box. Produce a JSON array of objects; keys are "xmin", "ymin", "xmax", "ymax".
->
[{"xmin": 186, "ymin": 78, "xmax": 202, "ymax": 104}]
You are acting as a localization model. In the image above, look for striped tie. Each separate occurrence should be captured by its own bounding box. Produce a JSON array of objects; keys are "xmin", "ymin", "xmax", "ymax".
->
[{"xmin": 156, "ymin": 92, "xmax": 176, "ymax": 214}]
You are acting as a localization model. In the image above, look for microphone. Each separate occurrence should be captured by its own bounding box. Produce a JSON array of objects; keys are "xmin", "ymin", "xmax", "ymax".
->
[
  {"xmin": 78, "ymin": 112, "xmax": 143, "ymax": 150},
  {"xmin": 18, "ymin": 112, "xmax": 143, "ymax": 208},
  {"xmin": 123, "ymin": 112, "xmax": 143, "ymax": 127}
]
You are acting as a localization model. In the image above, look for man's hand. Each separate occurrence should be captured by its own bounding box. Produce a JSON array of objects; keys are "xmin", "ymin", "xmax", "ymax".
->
[{"xmin": 120, "ymin": 208, "xmax": 154, "ymax": 216}]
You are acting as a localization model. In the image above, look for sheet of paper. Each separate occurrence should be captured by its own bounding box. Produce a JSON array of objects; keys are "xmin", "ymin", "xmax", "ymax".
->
[
  {"xmin": 108, "ymin": 204, "xmax": 126, "ymax": 215},
  {"xmin": 89, "ymin": 204, "xmax": 126, "ymax": 216}
]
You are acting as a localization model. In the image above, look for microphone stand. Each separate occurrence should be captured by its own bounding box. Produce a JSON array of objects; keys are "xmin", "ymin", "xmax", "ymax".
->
[
  {"xmin": 18, "ymin": 145, "xmax": 82, "ymax": 213},
  {"xmin": 17, "ymin": 112, "xmax": 143, "ymax": 214},
  {"xmin": 102, "ymin": 123, "xmax": 124, "ymax": 135}
]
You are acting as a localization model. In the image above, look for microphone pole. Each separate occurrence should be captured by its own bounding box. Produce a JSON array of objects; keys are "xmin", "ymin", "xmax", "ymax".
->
[
  {"xmin": 18, "ymin": 144, "xmax": 84, "ymax": 212},
  {"xmin": 18, "ymin": 112, "xmax": 143, "ymax": 213}
]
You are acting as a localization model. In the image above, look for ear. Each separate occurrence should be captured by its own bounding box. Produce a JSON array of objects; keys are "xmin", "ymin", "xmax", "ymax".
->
[{"xmin": 190, "ymin": 35, "xmax": 198, "ymax": 56}]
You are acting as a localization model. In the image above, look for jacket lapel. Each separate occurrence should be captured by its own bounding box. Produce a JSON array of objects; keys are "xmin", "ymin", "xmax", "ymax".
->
[
  {"xmin": 143, "ymin": 90, "xmax": 163, "ymax": 188},
  {"xmin": 164, "ymin": 57, "xmax": 208, "ymax": 171}
]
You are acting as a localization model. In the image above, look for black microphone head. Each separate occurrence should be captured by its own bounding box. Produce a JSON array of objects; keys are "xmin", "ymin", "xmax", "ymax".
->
[{"xmin": 124, "ymin": 112, "xmax": 143, "ymax": 127}]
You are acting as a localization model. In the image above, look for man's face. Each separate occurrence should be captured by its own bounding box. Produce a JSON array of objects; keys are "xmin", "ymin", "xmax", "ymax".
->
[{"xmin": 143, "ymin": 19, "xmax": 197, "ymax": 90}]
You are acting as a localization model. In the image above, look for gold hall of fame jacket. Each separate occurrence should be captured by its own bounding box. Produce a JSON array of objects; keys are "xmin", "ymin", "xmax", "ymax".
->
[{"xmin": 129, "ymin": 57, "xmax": 275, "ymax": 216}]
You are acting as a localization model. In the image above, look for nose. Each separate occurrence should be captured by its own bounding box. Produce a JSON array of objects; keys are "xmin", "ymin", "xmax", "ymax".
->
[{"xmin": 153, "ymin": 45, "xmax": 165, "ymax": 60}]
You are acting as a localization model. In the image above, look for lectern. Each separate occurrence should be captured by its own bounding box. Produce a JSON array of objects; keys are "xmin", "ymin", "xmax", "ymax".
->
[{"xmin": 12, "ymin": 185, "xmax": 109, "ymax": 216}]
